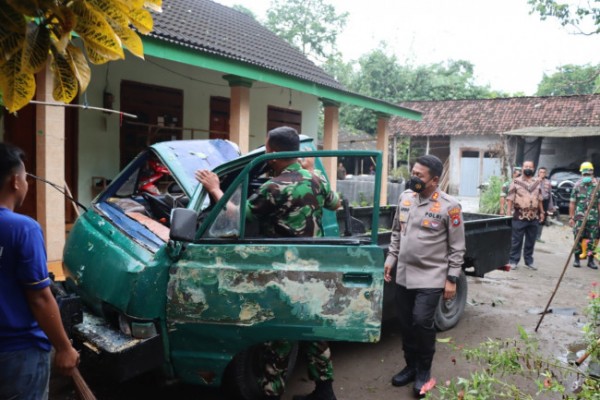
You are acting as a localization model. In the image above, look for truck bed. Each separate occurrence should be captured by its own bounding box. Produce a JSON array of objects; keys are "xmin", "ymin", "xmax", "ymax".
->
[{"xmin": 338, "ymin": 206, "xmax": 512, "ymax": 277}]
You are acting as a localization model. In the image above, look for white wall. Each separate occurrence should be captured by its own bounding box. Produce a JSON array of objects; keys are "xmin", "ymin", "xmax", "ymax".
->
[
  {"xmin": 77, "ymin": 55, "xmax": 320, "ymax": 205},
  {"xmin": 539, "ymin": 136, "xmax": 600, "ymax": 172},
  {"xmin": 449, "ymin": 135, "xmax": 502, "ymax": 195}
]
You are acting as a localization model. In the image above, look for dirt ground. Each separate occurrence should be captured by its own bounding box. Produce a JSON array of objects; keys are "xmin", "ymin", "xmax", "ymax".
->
[{"xmin": 49, "ymin": 221, "xmax": 599, "ymax": 399}]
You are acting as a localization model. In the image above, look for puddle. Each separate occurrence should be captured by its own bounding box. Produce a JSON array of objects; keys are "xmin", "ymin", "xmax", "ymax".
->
[{"xmin": 526, "ymin": 307, "xmax": 578, "ymax": 316}]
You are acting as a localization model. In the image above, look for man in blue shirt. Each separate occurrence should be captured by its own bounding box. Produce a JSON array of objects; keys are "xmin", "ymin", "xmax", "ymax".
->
[{"xmin": 0, "ymin": 143, "xmax": 79, "ymax": 399}]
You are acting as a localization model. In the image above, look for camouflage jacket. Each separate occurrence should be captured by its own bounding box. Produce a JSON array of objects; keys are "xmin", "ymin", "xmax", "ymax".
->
[
  {"xmin": 570, "ymin": 178, "xmax": 600, "ymax": 222},
  {"xmin": 247, "ymin": 162, "xmax": 339, "ymax": 237}
]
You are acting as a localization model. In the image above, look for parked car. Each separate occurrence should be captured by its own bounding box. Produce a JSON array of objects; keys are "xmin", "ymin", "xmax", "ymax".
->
[{"xmin": 550, "ymin": 167, "xmax": 581, "ymax": 212}]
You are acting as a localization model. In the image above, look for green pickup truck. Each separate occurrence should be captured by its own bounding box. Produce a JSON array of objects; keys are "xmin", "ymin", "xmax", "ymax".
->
[{"xmin": 61, "ymin": 138, "xmax": 385, "ymax": 398}]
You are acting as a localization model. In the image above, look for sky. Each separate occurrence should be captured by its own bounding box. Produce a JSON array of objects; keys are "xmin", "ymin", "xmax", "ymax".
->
[{"xmin": 214, "ymin": 0, "xmax": 600, "ymax": 95}]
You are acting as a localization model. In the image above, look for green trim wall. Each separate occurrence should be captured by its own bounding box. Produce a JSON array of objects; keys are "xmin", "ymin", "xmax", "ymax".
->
[{"xmin": 142, "ymin": 37, "xmax": 421, "ymax": 121}]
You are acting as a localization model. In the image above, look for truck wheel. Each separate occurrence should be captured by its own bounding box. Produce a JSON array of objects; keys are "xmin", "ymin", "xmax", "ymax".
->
[
  {"xmin": 434, "ymin": 272, "xmax": 467, "ymax": 332},
  {"xmin": 223, "ymin": 342, "xmax": 298, "ymax": 400}
]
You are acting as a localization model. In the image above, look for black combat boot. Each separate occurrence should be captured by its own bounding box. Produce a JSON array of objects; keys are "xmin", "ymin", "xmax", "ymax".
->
[
  {"xmin": 588, "ymin": 256, "xmax": 598, "ymax": 270},
  {"xmin": 413, "ymin": 357, "xmax": 433, "ymax": 398},
  {"xmin": 391, "ymin": 354, "xmax": 416, "ymax": 387},
  {"xmin": 573, "ymin": 255, "xmax": 581, "ymax": 268},
  {"xmin": 292, "ymin": 380, "xmax": 337, "ymax": 400}
]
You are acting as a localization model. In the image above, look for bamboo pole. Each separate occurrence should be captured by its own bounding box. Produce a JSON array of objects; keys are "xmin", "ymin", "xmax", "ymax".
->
[{"xmin": 535, "ymin": 181, "xmax": 600, "ymax": 332}]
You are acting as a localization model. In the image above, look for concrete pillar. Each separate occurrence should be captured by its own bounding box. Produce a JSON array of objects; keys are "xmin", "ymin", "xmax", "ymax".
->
[
  {"xmin": 321, "ymin": 99, "xmax": 340, "ymax": 192},
  {"xmin": 376, "ymin": 114, "xmax": 390, "ymax": 205},
  {"xmin": 223, "ymin": 75, "xmax": 253, "ymax": 154},
  {"xmin": 35, "ymin": 65, "xmax": 65, "ymax": 263}
]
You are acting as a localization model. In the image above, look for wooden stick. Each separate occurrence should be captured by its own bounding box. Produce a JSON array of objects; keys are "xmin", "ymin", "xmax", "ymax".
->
[
  {"xmin": 72, "ymin": 367, "xmax": 96, "ymax": 400},
  {"xmin": 575, "ymin": 338, "xmax": 600, "ymax": 366},
  {"xmin": 535, "ymin": 181, "xmax": 600, "ymax": 332}
]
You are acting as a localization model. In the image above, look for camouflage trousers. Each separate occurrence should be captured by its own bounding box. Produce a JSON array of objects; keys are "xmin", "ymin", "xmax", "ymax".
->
[
  {"xmin": 260, "ymin": 340, "xmax": 334, "ymax": 396},
  {"xmin": 574, "ymin": 221, "xmax": 599, "ymax": 257}
]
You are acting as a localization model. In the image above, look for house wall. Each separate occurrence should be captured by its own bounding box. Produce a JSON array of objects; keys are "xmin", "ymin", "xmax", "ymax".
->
[
  {"xmin": 78, "ymin": 55, "xmax": 320, "ymax": 206},
  {"xmin": 539, "ymin": 136, "xmax": 600, "ymax": 172},
  {"xmin": 449, "ymin": 134, "xmax": 503, "ymax": 196}
]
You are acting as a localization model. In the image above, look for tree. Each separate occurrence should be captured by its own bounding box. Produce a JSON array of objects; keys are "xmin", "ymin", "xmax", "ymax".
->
[
  {"xmin": 341, "ymin": 44, "xmax": 499, "ymax": 133},
  {"xmin": 536, "ymin": 64, "xmax": 600, "ymax": 96},
  {"xmin": 528, "ymin": 0, "xmax": 600, "ymax": 34},
  {"xmin": 265, "ymin": 0, "xmax": 348, "ymax": 62},
  {"xmin": 0, "ymin": 0, "xmax": 161, "ymax": 113}
]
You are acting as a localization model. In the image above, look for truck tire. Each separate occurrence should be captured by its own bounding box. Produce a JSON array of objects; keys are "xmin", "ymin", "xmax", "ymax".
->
[
  {"xmin": 434, "ymin": 272, "xmax": 467, "ymax": 332},
  {"xmin": 223, "ymin": 342, "xmax": 298, "ymax": 400}
]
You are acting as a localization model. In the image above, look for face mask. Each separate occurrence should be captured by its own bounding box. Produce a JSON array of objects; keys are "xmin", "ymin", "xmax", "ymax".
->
[
  {"xmin": 582, "ymin": 176, "xmax": 592, "ymax": 184},
  {"xmin": 409, "ymin": 176, "xmax": 427, "ymax": 193},
  {"xmin": 523, "ymin": 169, "xmax": 534, "ymax": 177}
]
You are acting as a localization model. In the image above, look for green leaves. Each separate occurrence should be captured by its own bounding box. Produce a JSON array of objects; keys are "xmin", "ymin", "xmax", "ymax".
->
[
  {"xmin": 265, "ymin": 0, "xmax": 347, "ymax": 61},
  {"xmin": 528, "ymin": 0, "xmax": 600, "ymax": 34},
  {"xmin": 535, "ymin": 64, "xmax": 600, "ymax": 96},
  {"xmin": 0, "ymin": 0, "xmax": 161, "ymax": 112}
]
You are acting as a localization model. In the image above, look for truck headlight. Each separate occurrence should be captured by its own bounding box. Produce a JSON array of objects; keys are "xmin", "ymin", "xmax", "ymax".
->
[{"xmin": 118, "ymin": 314, "xmax": 157, "ymax": 339}]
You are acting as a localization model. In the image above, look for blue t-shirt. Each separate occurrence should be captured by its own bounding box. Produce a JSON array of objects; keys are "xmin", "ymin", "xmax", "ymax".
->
[{"xmin": 0, "ymin": 207, "xmax": 51, "ymax": 352}]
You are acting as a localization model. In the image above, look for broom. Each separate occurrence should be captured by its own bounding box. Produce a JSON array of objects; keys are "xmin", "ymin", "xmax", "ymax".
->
[{"xmin": 72, "ymin": 367, "xmax": 96, "ymax": 400}]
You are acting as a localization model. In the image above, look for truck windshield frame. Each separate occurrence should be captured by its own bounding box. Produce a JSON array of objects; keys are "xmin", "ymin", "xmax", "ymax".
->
[{"xmin": 195, "ymin": 150, "xmax": 383, "ymax": 242}]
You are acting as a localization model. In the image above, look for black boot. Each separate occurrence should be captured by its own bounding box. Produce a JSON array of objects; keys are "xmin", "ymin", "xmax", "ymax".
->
[
  {"xmin": 588, "ymin": 256, "xmax": 598, "ymax": 270},
  {"xmin": 573, "ymin": 256, "xmax": 581, "ymax": 268},
  {"xmin": 391, "ymin": 354, "xmax": 416, "ymax": 387},
  {"xmin": 413, "ymin": 357, "xmax": 433, "ymax": 398},
  {"xmin": 292, "ymin": 380, "xmax": 336, "ymax": 400}
]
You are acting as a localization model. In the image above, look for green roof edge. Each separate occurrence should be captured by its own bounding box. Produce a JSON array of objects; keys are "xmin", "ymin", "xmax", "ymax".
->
[{"xmin": 142, "ymin": 37, "xmax": 421, "ymax": 121}]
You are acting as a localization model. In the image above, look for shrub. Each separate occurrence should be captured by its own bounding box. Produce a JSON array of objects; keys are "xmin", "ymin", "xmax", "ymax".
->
[
  {"xmin": 479, "ymin": 176, "xmax": 504, "ymax": 214},
  {"xmin": 423, "ymin": 285, "xmax": 600, "ymax": 399}
]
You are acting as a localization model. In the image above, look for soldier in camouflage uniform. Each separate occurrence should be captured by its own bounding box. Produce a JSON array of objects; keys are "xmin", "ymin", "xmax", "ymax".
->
[
  {"xmin": 569, "ymin": 162, "xmax": 600, "ymax": 269},
  {"xmin": 196, "ymin": 126, "xmax": 339, "ymax": 400}
]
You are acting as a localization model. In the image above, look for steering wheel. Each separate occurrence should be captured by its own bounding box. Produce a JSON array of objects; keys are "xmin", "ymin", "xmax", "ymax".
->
[{"xmin": 141, "ymin": 192, "xmax": 172, "ymax": 225}]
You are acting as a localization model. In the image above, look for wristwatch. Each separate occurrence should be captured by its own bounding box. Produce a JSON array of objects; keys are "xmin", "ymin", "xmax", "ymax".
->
[{"xmin": 446, "ymin": 275, "xmax": 458, "ymax": 284}]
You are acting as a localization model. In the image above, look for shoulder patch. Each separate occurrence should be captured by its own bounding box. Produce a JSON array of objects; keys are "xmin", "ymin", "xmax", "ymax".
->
[{"xmin": 448, "ymin": 206, "xmax": 462, "ymax": 227}]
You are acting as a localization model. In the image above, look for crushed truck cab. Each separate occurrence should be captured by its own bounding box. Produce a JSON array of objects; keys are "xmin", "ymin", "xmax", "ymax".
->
[{"xmin": 62, "ymin": 138, "xmax": 385, "ymax": 392}]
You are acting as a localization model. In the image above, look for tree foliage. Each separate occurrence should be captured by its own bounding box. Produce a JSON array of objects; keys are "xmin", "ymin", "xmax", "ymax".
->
[
  {"xmin": 338, "ymin": 44, "xmax": 500, "ymax": 133},
  {"xmin": 536, "ymin": 64, "xmax": 600, "ymax": 96},
  {"xmin": 265, "ymin": 0, "xmax": 348, "ymax": 61},
  {"xmin": 0, "ymin": 0, "xmax": 161, "ymax": 113},
  {"xmin": 528, "ymin": 0, "xmax": 600, "ymax": 34}
]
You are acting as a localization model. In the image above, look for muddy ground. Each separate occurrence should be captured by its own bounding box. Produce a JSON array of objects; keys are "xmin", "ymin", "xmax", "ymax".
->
[{"xmin": 50, "ymin": 221, "xmax": 599, "ymax": 399}]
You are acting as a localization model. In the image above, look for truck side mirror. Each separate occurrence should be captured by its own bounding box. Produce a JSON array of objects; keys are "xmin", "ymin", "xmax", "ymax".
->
[{"xmin": 170, "ymin": 208, "xmax": 198, "ymax": 242}]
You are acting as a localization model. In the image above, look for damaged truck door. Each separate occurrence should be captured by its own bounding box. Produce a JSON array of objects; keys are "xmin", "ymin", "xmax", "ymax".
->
[{"xmin": 165, "ymin": 150, "xmax": 385, "ymax": 388}]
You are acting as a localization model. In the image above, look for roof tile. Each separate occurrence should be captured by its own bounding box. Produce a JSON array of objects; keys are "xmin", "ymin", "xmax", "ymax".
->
[
  {"xmin": 390, "ymin": 95, "xmax": 600, "ymax": 136},
  {"xmin": 149, "ymin": 0, "xmax": 344, "ymax": 91}
]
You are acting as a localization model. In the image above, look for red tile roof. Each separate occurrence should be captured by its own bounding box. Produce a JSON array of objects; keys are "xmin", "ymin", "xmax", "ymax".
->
[{"xmin": 390, "ymin": 95, "xmax": 600, "ymax": 136}]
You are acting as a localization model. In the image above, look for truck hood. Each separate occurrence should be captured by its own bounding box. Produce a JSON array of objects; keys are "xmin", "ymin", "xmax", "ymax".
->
[{"xmin": 151, "ymin": 140, "xmax": 241, "ymax": 197}]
